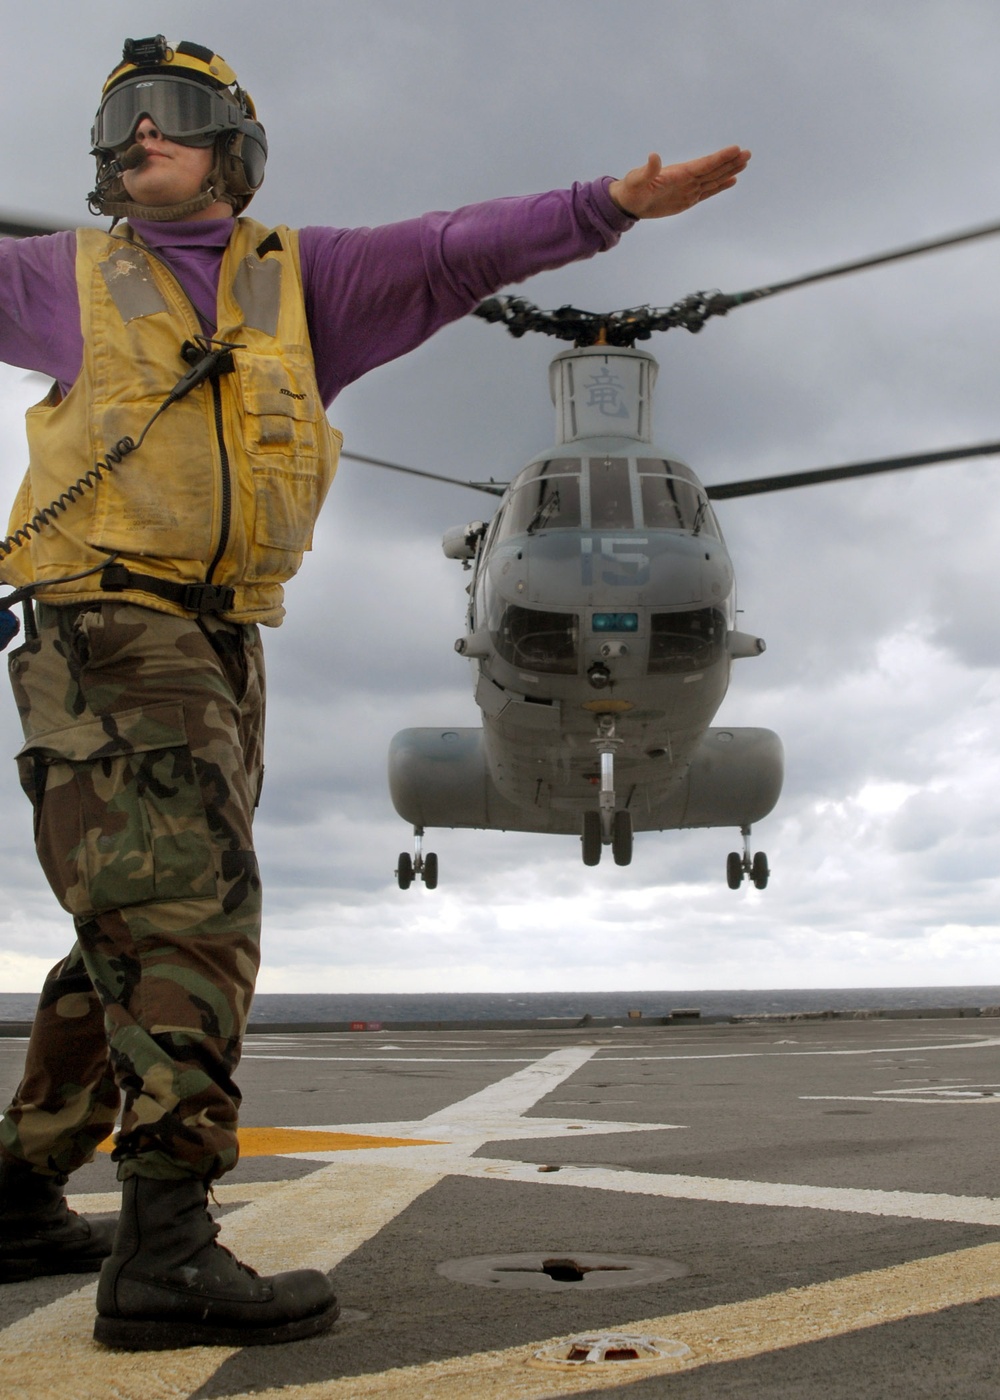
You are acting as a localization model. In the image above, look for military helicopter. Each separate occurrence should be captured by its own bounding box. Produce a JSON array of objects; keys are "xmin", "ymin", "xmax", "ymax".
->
[
  {"xmin": 388, "ymin": 332, "xmax": 780, "ymax": 893},
  {"xmin": 3, "ymin": 212, "xmax": 1000, "ymax": 893},
  {"xmin": 347, "ymin": 221, "xmax": 1000, "ymax": 892}
]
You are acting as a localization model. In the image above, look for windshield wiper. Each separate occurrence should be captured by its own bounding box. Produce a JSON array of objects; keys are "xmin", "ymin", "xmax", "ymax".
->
[{"xmin": 526, "ymin": 489, "xmax": 561, "ymax": 534}]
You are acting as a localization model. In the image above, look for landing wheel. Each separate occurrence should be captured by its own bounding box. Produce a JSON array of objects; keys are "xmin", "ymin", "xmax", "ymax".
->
[
  {"xmin": 726, "ymin": 851, "xmax": 743, "ymax": 890},
  {"xmin": 582, "ymin": 810, "xmax": 602, "ymax": 866},
  {"xmin": 751, "ymin": 851, "xmax": 769, "ymax": 890},
  {"xmin": 396, "ymin": 852, "xmax": 413, "ymax": 890},
  {"xmin": 612, "ymin": 809, "xmax": 633, "ymax": 866},
  {"xmin": 422, "ymin": 852, "xmax": 439, "ymax": 890}
]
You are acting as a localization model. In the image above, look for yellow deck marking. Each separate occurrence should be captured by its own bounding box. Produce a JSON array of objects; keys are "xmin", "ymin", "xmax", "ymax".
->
[
  {"xmin": 94, "ymin": 1126, "xmax": 442, "ymax": 1157},
  {"xmin": 66, "ymin": 1180, "xmax": 301, "ymax": 1217},
  {"xmin": 240, "ymin": 1240, "xmax": 1000, "ymax": 1398}
]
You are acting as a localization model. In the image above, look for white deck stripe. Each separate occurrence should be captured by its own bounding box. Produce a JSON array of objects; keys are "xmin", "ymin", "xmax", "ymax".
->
[
  {"xmin": 241, "ymin": 1035, "xmax": 1000, "ymax": 1065},
  {"xmin": 802, "ymin": 1094, "xmax": 1000, "ymax": 1105},
  {"xmin": 452, "ymin": 1158, "xmax": 1000, "ymax": 1226},
  {"xmin": 592, "ymin": 1035, "xmax": 1000, "ymax": 1060},
  {"xmin": 241, "ymin": 1055, "xmax": 538, "ymax": 1062}
]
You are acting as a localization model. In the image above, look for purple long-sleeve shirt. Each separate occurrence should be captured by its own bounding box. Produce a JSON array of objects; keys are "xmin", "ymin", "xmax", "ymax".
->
[{"xmin": 0, "ymin": 179, "xmax": 632, "ymax": 406}]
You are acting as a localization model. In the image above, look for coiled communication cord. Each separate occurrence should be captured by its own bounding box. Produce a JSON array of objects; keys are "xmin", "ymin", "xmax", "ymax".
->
[
  {"xmin": 0, "ymin": 336, "xmax": 241, "ymax": 649},
  {"xmin": 0, "ymin": 335, "xmax": 241, "ymax": 563},
  {"xmin": 0, "ymin": 431, "xmax": 143, "ymax": 562}
]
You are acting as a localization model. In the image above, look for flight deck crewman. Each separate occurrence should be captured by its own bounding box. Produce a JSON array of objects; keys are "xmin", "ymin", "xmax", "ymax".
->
[{"xmin": 0, "ymin": 35, "xmax": 749, "ymax": 1350}]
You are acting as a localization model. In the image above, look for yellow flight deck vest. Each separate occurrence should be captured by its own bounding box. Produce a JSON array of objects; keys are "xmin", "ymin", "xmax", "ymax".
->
[{"xmin": 1, "ymin": 219, "xmax": 342, "ymax": 626}]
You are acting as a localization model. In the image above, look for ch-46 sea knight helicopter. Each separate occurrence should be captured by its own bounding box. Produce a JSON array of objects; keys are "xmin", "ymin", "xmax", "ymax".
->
[
  {"xmin": 341, "ymin": 219, "xmax": 1000, "ymax": 892},
  {"xmin": 2, "ymin": 212, "xmax": 1000, "ymax": 892}
]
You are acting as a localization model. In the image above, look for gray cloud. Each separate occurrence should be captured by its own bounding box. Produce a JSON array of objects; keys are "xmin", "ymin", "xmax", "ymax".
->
[{"xmin": 2, "ymin": 1, "xmax": 1000, "ymax": 992}]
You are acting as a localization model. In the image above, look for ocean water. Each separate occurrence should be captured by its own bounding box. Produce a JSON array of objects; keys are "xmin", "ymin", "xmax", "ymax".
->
[{"xmin": 2, "ymin": 986, "xmax": 1000, "ymax": 1025}]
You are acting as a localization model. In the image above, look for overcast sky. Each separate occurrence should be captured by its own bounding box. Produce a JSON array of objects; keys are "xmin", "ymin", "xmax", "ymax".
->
[{"xmin": 2, "ymin": 0, "xmax": 1000, "ymax": 996}]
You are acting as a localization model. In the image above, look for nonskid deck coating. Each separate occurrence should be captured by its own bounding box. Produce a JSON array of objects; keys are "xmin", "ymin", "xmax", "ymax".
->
[{"xmin": 2, "ymin": 1018, "xmax": 1000, "ymax": 1397}]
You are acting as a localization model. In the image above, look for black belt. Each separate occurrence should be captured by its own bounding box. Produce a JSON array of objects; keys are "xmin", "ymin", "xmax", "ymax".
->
[{"xmin": 100, "ymin": 564, "xmax": 235, "ymax": 614}]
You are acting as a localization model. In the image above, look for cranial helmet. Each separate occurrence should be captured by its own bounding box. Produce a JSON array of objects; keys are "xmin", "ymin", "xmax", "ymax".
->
[{"xmin": 90, "ymin": 36, "xmax": 268, "ymax": 220}]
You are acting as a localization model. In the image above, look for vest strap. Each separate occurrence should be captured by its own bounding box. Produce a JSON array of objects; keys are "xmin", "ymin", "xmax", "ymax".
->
[
  {"xmin": 100, "ymin": 564, "xmax": 235, "ymax": 614},
  {"xmin": 256, "ymin": 231, "xmax": 283, "ymax": 258}
]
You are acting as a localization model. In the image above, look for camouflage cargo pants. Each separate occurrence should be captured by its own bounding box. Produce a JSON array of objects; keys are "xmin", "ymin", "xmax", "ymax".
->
[{"xmin": 0, "ymin": 601, "xmax": 264, "ymax": 1182}]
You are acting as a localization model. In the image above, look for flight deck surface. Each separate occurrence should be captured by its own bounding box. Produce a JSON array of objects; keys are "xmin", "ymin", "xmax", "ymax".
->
[{"xmin": 3, "ymin": 1017, "xmax": 1000, "ymax": 1397}]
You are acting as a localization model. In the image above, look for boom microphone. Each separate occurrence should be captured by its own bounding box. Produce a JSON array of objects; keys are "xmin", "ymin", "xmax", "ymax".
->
[
  {"xmin": 113, "ymin": 143, "xmax": 148, "ymax": 174},
  {"xmin": 87, "ymin": 143, "xmax": 148, "ymax": 212}
]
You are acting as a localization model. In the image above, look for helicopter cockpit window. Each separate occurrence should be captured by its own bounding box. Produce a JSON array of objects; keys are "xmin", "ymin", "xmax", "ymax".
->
[
  {"xmin": 638, "ymin": 459, "xmax": 718, "ymax": 537},
  {"xmin": 500, "ymin": 460, "xmax": 582, "ymax": 539},
  {"xmin": 588, "ymin": 457, "xmax": 633, "ymax": 529},
  {"xmin": 492, "ymin": 602, "xmax": 578, "ymax": 675},
  {"xmin": 649, "ymin": 606, "xmax": 726, "ymax": 674}
]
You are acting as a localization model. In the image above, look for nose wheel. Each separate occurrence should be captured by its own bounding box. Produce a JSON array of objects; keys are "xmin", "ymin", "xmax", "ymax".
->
[
  {"xmin": 396, "ymin": 828, "xmax": 439, "ymax": 890},
  {"xmin": 726, "ymin": 827, "xmax": 769, "ymax": 889},
  {"xmin": 580, "ymin": 717, "xmax": 633, "ymax": 866},
  {"xmin": 582, "ymin": 810, "xmax": 602, "ymax": 866}
]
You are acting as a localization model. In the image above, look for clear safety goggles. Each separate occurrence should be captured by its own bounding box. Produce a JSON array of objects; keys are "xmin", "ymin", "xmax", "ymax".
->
[{"xmin": 92, "ymin": 75, "xmax": 246, "ymax": 151}]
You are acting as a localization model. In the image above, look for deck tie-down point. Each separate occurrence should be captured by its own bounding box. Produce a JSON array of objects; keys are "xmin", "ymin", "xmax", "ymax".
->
[
  {"xmin": 507, "ymin": 1257, "xmax": 628, "ymax": 1283},
  {"xmin": 531, "ymin": 1332, "xmax": 693, "ymax": 1367},
  {"xmin": 437, "ymin": 1251, "xmax": 688, "ymax": 1290}
]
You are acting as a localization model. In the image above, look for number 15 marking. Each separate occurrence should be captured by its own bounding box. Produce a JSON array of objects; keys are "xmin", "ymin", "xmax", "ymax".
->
[{"xmin": 581, "ymin": 536, "xmax": 650, "ymax": 586}]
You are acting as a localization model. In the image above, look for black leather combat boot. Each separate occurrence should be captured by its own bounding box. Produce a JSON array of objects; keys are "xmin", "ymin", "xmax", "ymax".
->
[
  {"xmin": 0, "ymin": 1154, "xmax": 116, "ymax": 1283},
  {"xmin": 94, "ymin": 1176, "xmax": 339, "ymax": 1349}
]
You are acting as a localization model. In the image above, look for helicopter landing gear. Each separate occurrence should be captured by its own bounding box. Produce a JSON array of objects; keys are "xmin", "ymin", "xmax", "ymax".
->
[
  {"xmin": 581, "ymin": 810, "xmax": 602, "ymax": 866},
  {"xmin": 612, "ymin": 809, "xmax": 633, "ymax": 866},
  {"xmin": 726, "ymin": 826, "xmax": 769, "ymax": 890},
  {"xmin": 423, "ymin": 851, "xmax": 439, "ymax": 890},
  {"xmin": 396, "ymin": 827, "xmax": 439, "ymax": 890},
  {"xmin": 579, "ymin": 716, "xmax": 633, "ymax": 866}
]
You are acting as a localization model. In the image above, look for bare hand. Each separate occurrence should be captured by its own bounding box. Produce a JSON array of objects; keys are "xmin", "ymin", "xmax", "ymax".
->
[{"xmin": 608, "ymin": 146, "xmax": 751, "ymax": 220}]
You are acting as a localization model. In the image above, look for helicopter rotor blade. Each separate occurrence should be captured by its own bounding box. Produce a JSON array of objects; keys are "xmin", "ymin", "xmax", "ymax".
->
[
  {"xmin": 706, "ymin": 440, "xmax": 1000, "ymax": 500},
  {"xmin": 477, "ymin": 215, "xmax": 1000, "ymax": 344},
  {"xmin": 721, "ymin": 217, "xmax": 1000, "ymax": 313},
  {"xmin": 340, "ymin": 450, "xmax": 506, "ymax": 497}
]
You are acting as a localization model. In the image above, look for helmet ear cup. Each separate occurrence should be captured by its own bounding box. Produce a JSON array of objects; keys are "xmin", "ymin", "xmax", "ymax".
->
[
  {"xmin": 212, "ymin": 124, "xmax": 267, "ymax": 212},
  {"xmin": 224, "ymin": 128, "xmax": 267, "ymax": 194},
  {"xmin": 240, "ymin": 129, "xmax": 267, "ymax": 190},
  {"xmin": 221, "ymin": 133, "xmax": 252, "ymax": 199}
]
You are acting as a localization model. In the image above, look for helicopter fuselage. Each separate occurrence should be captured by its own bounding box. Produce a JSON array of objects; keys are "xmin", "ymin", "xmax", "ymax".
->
[
  {"xmin": 389, "ymin": 345, "xmax": 783, "ymax": 880},
  {"xmin": 470, "ymin": 442, "xmax": 735, "ymax": 818}
]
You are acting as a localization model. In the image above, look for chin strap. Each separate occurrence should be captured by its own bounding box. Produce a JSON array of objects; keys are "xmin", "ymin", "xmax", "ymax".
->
[
  {"xmin": 100, "ymin": 189, "xmax": 225, "ymax": 221},
  {"xmin": 90, "ymin": 139, "xmax": 251, "ymax": 221},
  {"xmin": 97, "ymin": 185, "xmax": 233, "ymax": 222}
]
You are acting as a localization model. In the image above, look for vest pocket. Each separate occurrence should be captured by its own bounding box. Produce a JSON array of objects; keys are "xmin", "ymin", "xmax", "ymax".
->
[
  {"xmin": 236, "ymin": 351, "xmax": 332, "ymax": 582},
  {"xmin": 237, "ymin": 351, "xmax": 321, "ymax": 456},
  {"xmin": 244, "ymin": 468, "xmax": 323, "ymax": 581},
  {"xmin": 15, "ymin": 702, "xmax": 219, "ymax": 918},
  {"xmin": 85, "ymin": 399, "xmax": 216, "ymax": 561}
]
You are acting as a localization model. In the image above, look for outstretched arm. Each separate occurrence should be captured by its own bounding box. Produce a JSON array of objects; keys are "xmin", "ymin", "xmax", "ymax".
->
[
  {"xmin": 302, "ymin": 182, "xmax": 632, "ymax": 402},
  {"xmin": 608, "ymin": 146, "xmax": 751, "ymax": 220}
]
